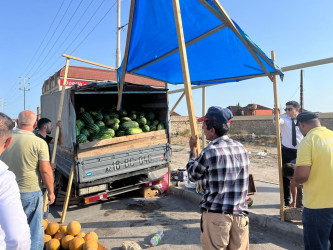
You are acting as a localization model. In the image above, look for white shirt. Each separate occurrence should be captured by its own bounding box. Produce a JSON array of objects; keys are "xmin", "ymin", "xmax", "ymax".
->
[
  {"xmin": 0, "ymin": 160, "xmax": 31, "ymax": 250},
  {"xmin": 276, "ymin": 115, "xmax": 303, "ymax": 149}
]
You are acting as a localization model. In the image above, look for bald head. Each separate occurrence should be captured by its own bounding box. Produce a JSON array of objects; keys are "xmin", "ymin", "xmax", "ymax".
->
[{"xmin": 18, "ymin": 110, "xmax": 37, "ymax": 130}]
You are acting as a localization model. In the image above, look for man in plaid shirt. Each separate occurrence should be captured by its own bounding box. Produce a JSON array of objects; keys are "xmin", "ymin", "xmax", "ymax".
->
[{"xmin": 187, "ymin": 106, "xmax": 250, "ymax": 250}]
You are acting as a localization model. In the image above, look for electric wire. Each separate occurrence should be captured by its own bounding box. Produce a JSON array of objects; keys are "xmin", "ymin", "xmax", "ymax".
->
[
  {"xmin": 28, "ymin": 0, "xmax": 84, "ymax": 78},
  {"xmin": 24, "ymin": 0, "xmax": 74, "ymax": 79},
  {"xmin": 20, "ymin": 0, "xmax": 66, "ymax": 77}
]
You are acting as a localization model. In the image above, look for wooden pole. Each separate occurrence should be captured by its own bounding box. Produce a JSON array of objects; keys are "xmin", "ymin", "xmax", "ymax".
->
[
  {"xmin": 271, "ymin": 50, "xmax": 285, "ymax": 221},
  {"xmin": 116, "ymin": 0, "xmax": 136, "ymax": 111},
  {"xmin": 60, "ymin": 165, "xmax": 75, "ymax": 224},
  {"xmin": 169, "ymin": 92, "xmax": 185, "ymax": 116},
  {"xmin": 172, "ymin": 0, "xmax": 200, "ymax": 155},
  {"xmin": 43, "ymin": 57, "xmax": 70, "ymax": 212},
  {"xmin": 61, "ymin": 54, "xmax": 116, "ymax": 70},
  {"xmin": 202, "ymin": 87, "xmax": 206, "ymax": 148}
]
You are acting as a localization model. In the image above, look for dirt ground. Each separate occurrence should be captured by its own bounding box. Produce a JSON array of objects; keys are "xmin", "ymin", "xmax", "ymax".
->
[{"xmin": 170, "ymin": 135, "xmax": 280, "ymax": 184}]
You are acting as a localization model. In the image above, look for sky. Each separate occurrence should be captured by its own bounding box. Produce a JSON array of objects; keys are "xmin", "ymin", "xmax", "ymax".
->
[{"xmin": 1, "ymin": 0, "xmax": 333, "ymax": 119}]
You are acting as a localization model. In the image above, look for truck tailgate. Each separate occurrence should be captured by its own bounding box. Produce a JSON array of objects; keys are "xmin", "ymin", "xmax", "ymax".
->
[{"xmin": 77, "ymin": 143, "xmax": 170, "ymax": 183}]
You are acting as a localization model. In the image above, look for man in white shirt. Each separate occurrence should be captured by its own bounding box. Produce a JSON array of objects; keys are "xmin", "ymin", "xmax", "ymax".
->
[
  {"xmin": 0, "ymin": 112, "xmax": 30, "ymax": 249},
  {"xmin": 274, "ymin": 101, "xmax": 303, "ymax": 206}
]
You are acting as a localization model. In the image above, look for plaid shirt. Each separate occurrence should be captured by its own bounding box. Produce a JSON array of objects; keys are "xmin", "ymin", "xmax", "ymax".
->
[{"xmin": 187, "ymin": 135, "xmax": 250, "ymax": 214}]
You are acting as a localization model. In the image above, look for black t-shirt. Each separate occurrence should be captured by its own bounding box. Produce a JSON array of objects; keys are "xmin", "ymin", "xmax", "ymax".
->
[{"xmin": 36, "ymin": 133, "xmax": 53, "ymax": 158}]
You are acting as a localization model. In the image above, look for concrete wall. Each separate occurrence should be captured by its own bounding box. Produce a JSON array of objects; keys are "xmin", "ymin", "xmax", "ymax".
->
[{"xmin": 171, "ymin": 113, "xmax": 333, "ymax": 136}]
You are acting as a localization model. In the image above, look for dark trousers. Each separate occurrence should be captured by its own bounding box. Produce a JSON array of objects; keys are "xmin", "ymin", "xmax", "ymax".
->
[
  {"xmin": 303, "ymin": 207, "xmax": 333, "ymax": 250},
  {"xmin": 281, "ymin": 146, "xmax": 297, "ymax": 206}
]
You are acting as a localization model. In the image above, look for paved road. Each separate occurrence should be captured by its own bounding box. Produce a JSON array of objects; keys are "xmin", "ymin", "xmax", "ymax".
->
[{"xmin": 49, "ymin": 192, "xmax": 303, "ymax": 249}]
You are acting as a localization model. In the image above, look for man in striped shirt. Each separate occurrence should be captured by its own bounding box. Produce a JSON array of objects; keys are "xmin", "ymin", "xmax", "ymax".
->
[{"xmin": 187, "ymin": 106, "xmax": 250, "ymax": 250}]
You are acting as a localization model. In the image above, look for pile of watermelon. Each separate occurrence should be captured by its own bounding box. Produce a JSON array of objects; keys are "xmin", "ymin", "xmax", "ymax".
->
[{"xmin": 76, "ymin": 107, "xmax": 165, "ymax": 144}]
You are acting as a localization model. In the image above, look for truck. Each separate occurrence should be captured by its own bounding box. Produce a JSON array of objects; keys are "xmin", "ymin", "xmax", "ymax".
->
[{"xmin": 40, "ymin": 81, "xmax": 171, "ymax": 205}]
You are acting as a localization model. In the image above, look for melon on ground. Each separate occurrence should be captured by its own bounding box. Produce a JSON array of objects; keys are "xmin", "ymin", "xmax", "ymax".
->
[
  {"xmin": 46, "ymin": 238, "xmax": 61, "ymax": 250},
  {"xmin": 69, "ymin": 237, "xmax": 85, "ymax": 250},
  {"xmin": 46, "ymin": 222, "xmax": 60, "ymax": 236},
  {"xmin": 54, "ymin": 231, "xmax": 67, "ymax": 241},
  {"xmin": 83, "ymin": 240, "xmax": 98, "ymax": 250},
  {"xmin": 59, "ymin": 225, "xmax": 67, "ymax": 233},
  {"xmin": 43, "ymin": 219, "xmax": 49, "ymax": 230},
  {"xmin": 76, "ymin": 232, "xmax": 86, "ymax": 238},
  {"xmin": 44, "ymin": 234, "xmax": 52, "ymax": 244},
  {"xmin": 61, "ymin": 235, "xmax": 74, "ymax": 249},
  {"xmin": 67, "ymin": 221, "xmax": 81, "ymax": 236},
  {"xmin": 84, "ymin": 232, "xmax": 98, "ymax": 242}
]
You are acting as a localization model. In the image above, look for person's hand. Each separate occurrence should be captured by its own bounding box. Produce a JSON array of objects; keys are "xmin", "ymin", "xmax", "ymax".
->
[
  {"xmin": 48, "ymin": 192, "xmax": 55, "ymax": 205},
  {"xmin": 189, "ymin": 135, "xmax": 198, "ymax": 152},
  {"xmin": 56, "ymin": 120, "xmax": 62, "ymax": 129},
  {"xmin": 289, "ymin": 201, "xmax": 296, "ymax": 208},
  {"xmin": 51, "ymin": 163, "xmax": 56, "ymax": 171},
  {"xmin": 273, "ymin": 108, "xmax": 280, "ymax": 114}
]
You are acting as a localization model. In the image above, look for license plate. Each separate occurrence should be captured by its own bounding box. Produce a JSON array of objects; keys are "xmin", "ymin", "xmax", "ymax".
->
[{"xmin": 105, "ymin": 154, "xmax": 153, "ymax": 172}]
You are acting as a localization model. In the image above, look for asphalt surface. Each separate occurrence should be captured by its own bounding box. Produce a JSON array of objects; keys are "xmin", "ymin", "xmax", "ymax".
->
[{"xmin": 49, "ymin": 190, "xmax": 303, "ymax": 249}]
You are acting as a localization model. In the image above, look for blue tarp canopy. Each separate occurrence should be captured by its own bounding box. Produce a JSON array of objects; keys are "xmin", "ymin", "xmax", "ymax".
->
[{"xmin": 118, "ymin": 0, "xmax": 283, "ymax": 85}]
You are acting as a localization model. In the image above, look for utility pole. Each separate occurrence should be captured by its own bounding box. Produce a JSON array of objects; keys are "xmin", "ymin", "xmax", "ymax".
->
[
  {"xmin": 0, "ymin": 98, "xmax": 5, "ymax": 112},
  {"xmin": 19, "ymin": 77, "xmax": 30, "ymax": 110},
  {"xmin": 115, "ymin": 0, "xmax": 121, "ymax": 84},
  {"xmin": 300, "ymin": 69, "xmax": 304, "ymax": 112}
]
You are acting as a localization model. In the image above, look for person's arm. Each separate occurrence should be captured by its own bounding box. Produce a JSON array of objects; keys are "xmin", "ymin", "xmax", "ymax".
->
[
  {"xmin": 289, "ymin": 178, "xmax": 297, "ymax": 207},
  {"xmin": 0, "ymin": 171, "xmax": 31, "ymax": 249},
  {"xmin": 186, "ymin": 136, "xmax": 207, "ymax": 182},
  {"xmin": 39, "ymin": 161, "xmax": 55, "ymax": 205},
  {"xmin": 294, "ymin": 165, "xmax": 311, "ymax": 185},
  {"xmin": 50, "ymin": 120, "xmax": 64, "ymax": 145}
]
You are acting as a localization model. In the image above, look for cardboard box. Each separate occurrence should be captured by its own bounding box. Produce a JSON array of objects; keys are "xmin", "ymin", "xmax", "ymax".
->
[
  {"xmin": 141, "ymin": 187, "xmax": 159, "ymax": 198},
  {"xmin": 171, "ymin": 169, "xmax": 188, "ymax": 182}
]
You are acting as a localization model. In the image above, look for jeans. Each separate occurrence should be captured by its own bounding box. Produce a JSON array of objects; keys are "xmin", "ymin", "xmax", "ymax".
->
[
  {"xmin": 21, "ymin": 190, "xmax": 44, "ymax": 250},
  {"xmin": 303, "ymin": 207, "xmax": 333, "ymax": 250}
]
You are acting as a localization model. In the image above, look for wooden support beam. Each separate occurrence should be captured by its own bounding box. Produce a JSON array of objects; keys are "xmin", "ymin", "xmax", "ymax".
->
[
  {"xmin": 169, "ymin": 92, "xmax": 185, "ymax": 116},
  {"xmin": 271, "ymin": 51, "xmax": 285, "ymax": 221},
  {"xmin": 117, "ymin": 0, "xmax": 136, "ymax": 111},
  {"xmin": 60, "ymin": 165, "xmax": 75, "ymax": 223},
  {"xmin": 281, "ymin": 57, "xmax": 333, "ymax": 72},
  {"xmin": 61, "ymin": 54, "xmax": 116, "ymax": 70},
  {"xmin": 172, "ymin": 0, "xmax": 200, "ymax": 155},
  {"xmin": 129, "ymin": 24, "xmax": 227, "ymax": 73},
  {"xmin": 43, "ymin": 57, "xmax": 70, "ymax": 212},
  {"xmin": 208, "ymin": 0, "xmax": 275, "ymax": 82}
]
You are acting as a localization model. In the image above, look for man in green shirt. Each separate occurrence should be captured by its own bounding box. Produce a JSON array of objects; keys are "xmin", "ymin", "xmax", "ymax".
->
[{"xmin": 0, "ymin": 110, "xmax": 55, "ymax": 250}]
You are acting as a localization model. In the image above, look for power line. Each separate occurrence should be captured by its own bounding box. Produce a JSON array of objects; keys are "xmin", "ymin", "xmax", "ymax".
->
[
  {"xmin": 20, "ymin": 0, "xmax": 66, "ymax": 77},
  {"xmin": 24, "ymin": 0, "xmax": 74, "ymax": 78},
  {"xmin": 28, "ymin": 0, "xmax": 84, "ymax": 78}
]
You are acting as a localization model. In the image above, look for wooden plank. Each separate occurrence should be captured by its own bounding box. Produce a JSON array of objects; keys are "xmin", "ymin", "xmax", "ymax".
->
[
  {"xmin": 78, "ymin": 139, "xmax": 168, "ymax": 158},
  {"xmin": 78, "ymin": 130, "xmax": 167, "ymax": 150},
  {"xmin": 117, "ymin": 0, "xmax": 136, "ymax": 110},
  {"xmin": 61, "ymin": 54, "xmax": 116, "ymax": 70},
  {"xmin": 172, "ymin": 0, "xmax": 201, "ymax": 155},
  {"xmin": 271, "ymin": 51, "xmax": 285, "ymax": 221}
]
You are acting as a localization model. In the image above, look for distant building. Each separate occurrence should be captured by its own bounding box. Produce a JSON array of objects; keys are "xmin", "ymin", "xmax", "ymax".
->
[
  {"xmin": 42, "ymin": 65, "xmax": 166, "ymax": 94},
  {"xmin": 227, "ymin": 104, "xmax": 273, "ymax": 116}
]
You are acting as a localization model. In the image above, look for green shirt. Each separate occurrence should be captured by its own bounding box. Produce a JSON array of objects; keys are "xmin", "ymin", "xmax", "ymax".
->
[{"xmin": 0, "ymin": 128, "xmax": 49, "ymax": 193}]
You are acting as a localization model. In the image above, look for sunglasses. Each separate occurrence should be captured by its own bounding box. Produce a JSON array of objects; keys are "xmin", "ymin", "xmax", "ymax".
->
[{"xmin": 284, "ymin": 108, "xmax": 293, "ymax": 112}]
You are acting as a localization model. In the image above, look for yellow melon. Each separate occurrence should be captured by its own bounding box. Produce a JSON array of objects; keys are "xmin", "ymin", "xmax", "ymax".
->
[
  {"xmin": 84, "ymin": 232, "xmax": 98, "ymax": 243},
  {"xmin": 60, "ymin": 225, "xmax": 67, "ymax": 233},
  {"xmin": 46, "ymin": 222, "xmax": 60, "ymax": 236},
  {"xmin": 76, "ymin": 232, "xmax": 86, "ymax": 238},
  {"xmin": 83, "ymin": 240, "xmax": 98, "ymax": 250},
  {"xmin": 67, "ymin": 221, "xmax": 81, "ymax": 236},
  {"xmin": 43, "ymin": 219, "xmax": 49, "ymax": 230},
  {"xmin": 61, "ymin": 235, "xmax": 74, "ymax": 249},
  {"xmin": 44, "ymin": 234, "xmax": 52, "ymax": 244},
  {"xmin": 54, "ymin": 231, "xmax": 67, "ymax": 241},
  {"xmin": 69, "ymin": 237, "xmax": 85, "ymax": 250},
  {"xmin": 46, "ymin": 238, "xmax": 61, "ymax": 250}
]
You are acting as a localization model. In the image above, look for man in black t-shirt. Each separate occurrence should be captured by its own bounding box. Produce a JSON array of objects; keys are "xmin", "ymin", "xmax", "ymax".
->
[{"xmin": 36, "ymin": 118, "xmax": 63, "ymax": 170}]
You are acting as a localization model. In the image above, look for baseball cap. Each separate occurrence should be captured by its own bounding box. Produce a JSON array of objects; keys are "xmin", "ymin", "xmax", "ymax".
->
[
  {"xmin": 296, "ymin": 111, "xmax": 319, "ymax": 126},
  {"xmin": 197, "ymin": 106, "xmax": 233, "ymax": 124}
]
